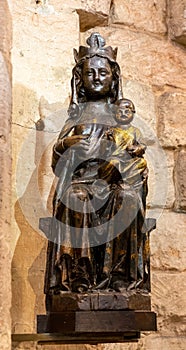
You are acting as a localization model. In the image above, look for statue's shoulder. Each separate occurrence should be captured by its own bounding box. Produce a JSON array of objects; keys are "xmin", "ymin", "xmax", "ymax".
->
[{"xmin": 58, "ymin": 118, "xmax": 76, "ymax": 139}]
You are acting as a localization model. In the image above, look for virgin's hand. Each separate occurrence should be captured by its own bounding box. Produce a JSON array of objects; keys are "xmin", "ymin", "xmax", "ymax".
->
[
  {"xmin": 63, "ymin": 135, "xmax": 89, "ymax": 148},
  {"xmin": 55, "ymin": 135, "xmax": 89, "ymax": 153}
]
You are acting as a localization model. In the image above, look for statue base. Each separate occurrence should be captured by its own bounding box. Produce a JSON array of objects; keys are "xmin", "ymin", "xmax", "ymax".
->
[
  {"xmin": 46, "ymin": 289, "xmax": 151, "ymax": 312},
  {"xmin": 36, "ymin": 291, "xmax": 156, "ymax": 342}
]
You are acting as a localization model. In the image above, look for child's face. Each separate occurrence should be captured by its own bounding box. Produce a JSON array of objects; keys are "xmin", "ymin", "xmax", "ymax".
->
[{"xmin": 115, "ymin": 101, "xmax": 134, "ymax": 125}]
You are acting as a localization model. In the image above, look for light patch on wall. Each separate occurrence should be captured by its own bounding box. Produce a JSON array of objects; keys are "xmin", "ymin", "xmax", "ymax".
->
[{"xmin": 31, "ymin": 0, "xmax": 56, "ymax": 16}]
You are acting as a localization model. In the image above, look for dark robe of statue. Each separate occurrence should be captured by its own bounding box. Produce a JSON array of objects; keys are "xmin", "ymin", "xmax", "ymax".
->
[{"xmin": 44, "ymin": 33, "xmax": 148, "ymax": 296}]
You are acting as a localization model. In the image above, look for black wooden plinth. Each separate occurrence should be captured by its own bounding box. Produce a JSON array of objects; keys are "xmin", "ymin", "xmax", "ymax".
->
[{"xmin": 37, "ymin": 310, "xmax": 157, "ymax": 334}]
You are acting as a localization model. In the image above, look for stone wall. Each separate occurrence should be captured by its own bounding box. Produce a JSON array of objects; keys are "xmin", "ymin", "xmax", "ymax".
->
[
  {"xmin": 11, "ymin": 1, "xmax": 186, "ymax": 350},
  {"xmin": 0, "ymin": 1, "xmax": 12, "ymax": 350}
]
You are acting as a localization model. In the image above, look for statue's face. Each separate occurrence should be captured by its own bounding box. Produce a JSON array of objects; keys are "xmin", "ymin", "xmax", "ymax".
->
[{"xmin": 82, "ymin": 56, "xmax": 113, "ymax": 100}]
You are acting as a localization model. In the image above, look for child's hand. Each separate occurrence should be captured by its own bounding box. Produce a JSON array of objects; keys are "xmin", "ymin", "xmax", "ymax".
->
[
  {"xmin": 105, "ymin": 129, "xmax": 114, "ymax": 141},
  {"xmin": 127, "ymin": 145, "xmax": 145, "ymax": 157}
]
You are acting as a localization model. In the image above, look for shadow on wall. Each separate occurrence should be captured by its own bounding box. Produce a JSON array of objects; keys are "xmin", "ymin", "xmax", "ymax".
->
[
  {"xmin": 12, "ymin": 199, "xmax": 46, "ymax": 333},
  {"xmin": 11, "ymin": 85, "xmax": 61, "ymax": 333}
]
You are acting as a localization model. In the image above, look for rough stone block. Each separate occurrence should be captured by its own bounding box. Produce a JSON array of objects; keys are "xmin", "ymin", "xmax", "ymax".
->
[
  {"xmin": 174, "ymin": 149, "xmax": 186, "ymax": 211},
  {"xmin": 146, "ymin": 149, "xmax": 175, "ymax": 209},
  {"xmin": 0, "ymin": 0, "xmax": 11, "ymax": 67},
  {"xmin": 0, "ymin": 4, "xmax": 12, "ymax": 348},
  {"xmin": 12, "ymin": 1, "xmax": 79, "ymax": 108},
  {"xmin": 157, "ymin": 90, "xmax": 186, "ymax": 148},
  {"xmin": 76, "ymin": 0, "xmax": 112, "ymax": 31},
  {"xmin": 37, "ymin": 343, "xmax": 89, "ymax": 350},
  {"xmin": 12, "ymin": 342, "xmax": 38, "ymax": 350},
  {"xmin": 102, "ymin": 335, "xmax": 186, "ymax": 350},
  {"xmin": 55, "ymin": 0, "xmax": 112, "ymax": 15},
  {"xmin": 37, "ymin": 345, "xmax": 87, "ymax": 350},
  {"xmin": 141, "ymin": 335, "xmax": 186, "ymax": 350},
  {"xmin": 150, "ymin": 211, "xmax": 186, "ymax": 272},
  {"xmin": 77, "ymin": 9, "xmax": 109, "ymax": 32},
  {"xmin": 12, "ymin": 123, "xmax": 56, "ymax": 229},
  {"xmin": 111, "ymin": 0, "xmax": 167, "ymax": 35},
  {"xmin": 79, "ymin": 0, "xmax": 111, "ymax": 15},
  {"xmin": 51, "ymin": 0, "xmax": 111, "ymax": 32},
  {"xmin": 151, "ymin": 271, "xmax": 186, "ymax": 335},
  {"xmin": 168, "ymin": 0, "xmax": 186, "ymax": 46}
]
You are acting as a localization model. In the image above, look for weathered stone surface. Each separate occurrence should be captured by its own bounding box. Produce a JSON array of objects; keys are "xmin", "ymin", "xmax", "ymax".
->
[
  {"xmin": 0, "ymin": 240, "xmax": 11, "ymax": 349},
  {"xmin": 168, "ymin": 0, "xmax": 186, "ymax": 46},
  {"xmin": 99, "ymin": 336, "xmax": 185, "ymax": 350},
  {"xmin": 37, "ymin": 345, "xmax": 88, "ymax": 350},
  {"xmin": 12, "ymin": 123, "xmax": 56, "ymax": 226},
  {"xmin": 151, "ymin": 271, "xmax": 186, "ymax": 335},
  {"xmin": 82, "ymin": 27, "xmax": 186, "ymax": 89},
  {"xmin": 77, "ymin": 0, "xmax": 112, "ymax": 31},
  {"xmin": 13, "ymin": 343, "xmax": 87, "ymax": 350},
  {"xmin": 79, "ymin": 0, "xmax": 111, "ymax": 14},
  {"xmin": 12, "ymin": 342, "xmax": 38, "ymax": 350},
  {"xmin": 146, "ymin": 149, "xmax": 175, "ymax": 209},
  {"xmin": 0, "ymin": 2, "xmax": 12, "ymax": 350},
  {"xmin": 157, "ymin": 90, "xmax": 186, "ymax": 148},
  {"xmin": 102, "ymin": 336, "xmax": 186, "ymax": 350},
  {"xmin": 12, "ymin": 1, "xmax": 79, "ymax": 111},
  {"xmin": 111, "ymin": 0, "xmax": 167, "ymax": 35},
  {"xmin": 150, "ymin": 211, "xmax": 186, "ymax": 271},
  {"xmin": 0, "ymin": 0, "xmax": 12, "ymax": 69},
  {"xmin": 49, "ymin": 0, "xmax": 112, "ymax": 16},
  {"xmin": 77, "ymin": 9, "xmax": 109, "ymax": 32},
  {"xmin": 174, "ymin": 149, "xmax": 186, "ymax": 211},
  {"xmin": 139, "ymin": 335, "xmax": 186, "ymax": 350},
  {"xmin": 103, "ymin": 343, "xmax": 137, "ymax": 350},
  {"xmin": 50, "ymin": 290, "xmax": 151, "ymax": 312}
]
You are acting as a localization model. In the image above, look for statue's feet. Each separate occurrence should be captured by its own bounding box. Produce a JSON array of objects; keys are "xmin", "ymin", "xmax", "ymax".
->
[
  {"xmin": 91, "ymin": 277, "xmax": 110, "ymax": 291},
  {"xmin": 49, "ymin": 283, "xmax": 71, "ymax": 295},
  {"xmin": 110, "ymin": 279, "xmax": 128, "ymax": 292},
  {"xmin": 71, "ymin": 278, "xmax": 90, "ymax": 293},
  {"xmin": 127, "ymin": 279, "xmax": 143, "ymax": 291},
  {"xmin": 76, "ymin": 284, "xmax": 89, "ymax": 293}
]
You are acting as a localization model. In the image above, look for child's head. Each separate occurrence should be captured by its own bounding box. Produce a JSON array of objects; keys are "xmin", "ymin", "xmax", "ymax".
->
[{"xmin": 114, "ymin": 98, "xmax": 135, "ymax": 125}]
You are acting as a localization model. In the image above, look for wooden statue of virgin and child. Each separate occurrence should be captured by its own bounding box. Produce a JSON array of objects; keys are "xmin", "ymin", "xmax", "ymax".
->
[{"xmin": 38, "ymin": 33, "xmax": 156, "ymax": 337}]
